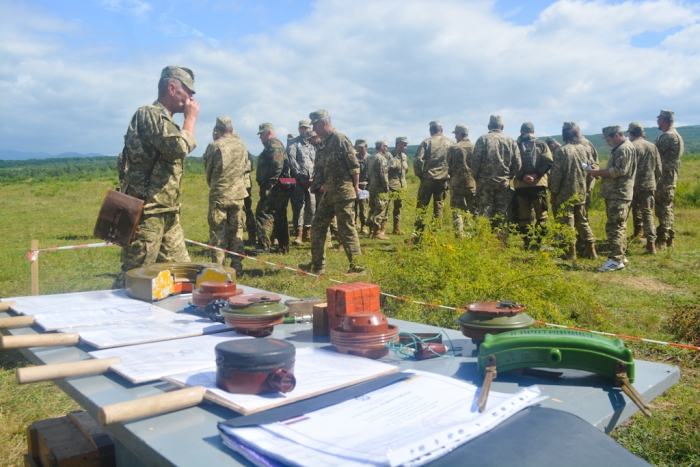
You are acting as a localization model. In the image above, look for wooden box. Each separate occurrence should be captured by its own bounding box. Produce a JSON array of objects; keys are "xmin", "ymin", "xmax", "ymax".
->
[
  {"xmin": 326, "ymin": 282, "xmax": 380, "ymax": 329},
  {"xmin": 25, "ymin": 411, "xmax": 115, "ymax": 467}
]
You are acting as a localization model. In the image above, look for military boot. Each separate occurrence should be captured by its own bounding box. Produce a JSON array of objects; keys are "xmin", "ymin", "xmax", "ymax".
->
[
  {"xmin": 392, "ymin": 219, "xmax": 402, "ymax": 235},
  {"xmin": 582, "ymin": 242, "xmax": 598, "ymax": 259},
  {"xmin": 646, "ymin": 241, "xmax": 657, "ymax": 255},
  {"xmin": 360, "ymin": 224, "xmax": 368, "ymax": 235},
  {"xmin": 293, "ymin": 227, "xmax": 303, "ymax": 246},
  {"xmin": 666, "ymin": 237, "xmax": 674, "ymax": 248},
  {"xmin": 630, "ymin": 226, "xmax": 643, "ymax": 241},
  {"xmin": 655, "ymin": 232, "xmax": 667, "ymax": 251},
  {"xmin": 562, "ymin": 244, "xmax": 577, "ymax": 260},
  {"xmin": 375, "ymin": 221, "xmax": 389, "ymax": 240}
]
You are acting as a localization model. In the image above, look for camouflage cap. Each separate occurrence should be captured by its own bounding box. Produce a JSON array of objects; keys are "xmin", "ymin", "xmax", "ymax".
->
[
  {"xmin": 627, "ymin": 122, "xmax": 644, "ymax": 136},
  {"xmin": 257, "ymin": 122, "xmax": 274, "ymax": 135},
  {"xmin": 287, "ymin": 133, "xmax": 296, "ymax": 140},
  {"xmin": 375, "ymin": 140, "xmax": 388, "ymax": 148},
  {"xmin": 657, "ymin": 110, "xmax": 674, "ymax": 119},
  {"xmin": 396, "ymin": 136, "xmax": 408, "ymax": 144},
  {"xmin": 521, "ymin": 122, "xmax": 535, "ymax": 133},
  {"xmin": 309, "ymin": 109, "xmax": 329, "ymax": 124},
  {"xmin": 298, "ymin": 119, "xmax": 311, "ymax": 128},
  {"xmin": 602, "ymin": 125, "xmax": 623, "ymax": 138},
  {"xmin": 489, "ymin": 115, "xmax": 503, "ymax": 126},
  {"xmin": 452, "ymin": 124, "xmax": 469, "ymax": 135},
  {"xmin": 562, "ymin": 121, "xmax": 579, "ymax": 131},
  {"xmin": 215, "ymin": 115, "xmax": 232, "ymax": 130},
  {"xmin": 355, "ymin": 139, "xmax": 368, "ymax": 148},
  {"xmin": 303, "ymin": 129, "xmax": 317, "ymax": 140},
  {"xmin": 160, "ymin": 66, "xmax": 195, "ymax": 93},
  {"xmin": 429, "ymin": 120, "xmax": 442, "ymax": 127}
]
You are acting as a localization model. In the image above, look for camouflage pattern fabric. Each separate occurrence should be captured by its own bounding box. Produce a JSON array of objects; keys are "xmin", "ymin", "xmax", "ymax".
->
[
  {"xmin": 314, "ymin": 130, "xmax": 360, "ymax": 203},
  {"xmin": 359, "ymin": 155, "xmax": 370, "ymax": 187},
  {"xmin": 309, "ymin": 197, "xmax": 362, "ymax": 271},
  {"xmin": 580, "ymin": 136, "xmax": 600, "ymax": 204},
  {"xmin": 605, "ymin": 198, "xmax": 632, "ymax": 262},
  {"xmin": 631, "ymin": 138, "xmax": 662, "ymax": 192},
  {"xmin": 203, "ymin": 132, "xmax": 250, "ymax": 204},
  {"xmin": 287, "ymin": 135, "xmax": 316, "ymax": 229},
  {"xmin": 631, "ymin": 190, "xmax": 656, "ymax": 243},
  {"xmin": 513, "ymin": 135, "xmax": 552, "ymax": 189},
  {"xmin": 549, "ymin": 142, "xmax": 591, "ymax": 206},
  {"xmin": 367, "ymin": 152, "xmax": 391, "ymax": 229},
  {"xmin": 256, "ymin": 138, "xmax": 289, "ymax": 192},
  {"xmin": 388, "ymin": 150, "xmax": 409, "ymax": 191},
  {"xmin": 355, "ymin": 197, "xmax": 369, "ymax": 227},
  {"xmin": 392, "ymin": 198, "xmax": 403, "ymax": 224},
  {"xmin": 414, "ymin": 178, "xmax": 449, "ymax": 231},
  {"xmin": 291, "ymin": 185, "xmax": 316, "ymax": 229},
  {"xmin": 515, "ymin": 186, "xmax": 548, "ymax": 233},
  {"xmin": 477, "ymin": 186, "xmax": 512, "ymax": 228},
  {"xmin": 447, "ymin": 138, "xmax": 476, "ymax": 193},
  {"xmin": 555, "ymin": 203, "xmax": 595, "ymax": 244},
  {"xmin": 208, "ymin": 199, "xmax": 245, "ymax": 268},
  {"xmin": 255, "ymin": 187, "xmax": 291, "ymax": 251},
  {"xmin": 120, "ymin": 101, "xmax": 197, "ymax": 215},
  {"xmin": 117, "ymin": 212, "xmax": 191, "ymax": 286},
  {"xmin": 655, "ymin": 127, "xmax": 684, "ymax": 241},
  {"xmin": 600, "ymin": 139, "xmax": 636, "ymax": 202},
  {"xmin": 450, "ymin": 189, "xmax": 476, "ymax": 233},
  {"xmin": 472, "ymin": 129, "xmax": 521, "ymax": 190},
  {"xmin": 413, "ymin": 134, "xmax": 453, "ymax": 180},
  {"xmin": 244, "ymin": 187, "xmax": 256, "ymax": 243}
]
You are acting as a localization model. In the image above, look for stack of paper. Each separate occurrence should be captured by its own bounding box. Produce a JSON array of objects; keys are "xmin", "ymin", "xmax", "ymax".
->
[{"xmin": 219, "ymin": 371, "xmax": 543, "ymax": 467}]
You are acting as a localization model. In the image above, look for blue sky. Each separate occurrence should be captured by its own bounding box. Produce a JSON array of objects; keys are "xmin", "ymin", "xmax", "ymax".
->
[{"xmin": 1, "ymin": 0, "xmax": 699, "ymax": 156}]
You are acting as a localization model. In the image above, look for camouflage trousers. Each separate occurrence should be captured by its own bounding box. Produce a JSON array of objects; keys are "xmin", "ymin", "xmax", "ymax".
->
[
  {"xmin": 554, "ymin": 201, "xmax": 595, "ymax": 244},
  {"xmin": 655, "ymin": 184, "xmax": 676, "ymax": 242},
  {"xmin": 310, "ymin": 197, "xmax": 362, "ymax": 270},
  {"xmin": 390, "ymin": 190, "xmax": 403, "ymax": 223},
  {"xmin": 355, "ymin": 198, "xmax": 369, "ymax": 227},
  {"xmin": 255, "ymin": 187, "xmax": 291, "ymax": 252},
  {"xmin": 114, "ymin": 212, "xmax": 190, "ymax": 288},
  {"xmin": 367, "ymin": 191, "xmax": 390, "ymax": 229},
  {"xmin": 631, "ymin": 189, "xmax": 657, "ymax": 243},
  {"xmin": 477, "ymin": 183, "xmax": 511, "ymax": 229},
  {"xmin": 605, "ymin": 198, "xmax": 631, "ymax": 262},
  {"xmin": 450, "ymin": 188, "xmax": 476, "ymax": 233},
  {"xmin": 244, "ymin": 191, "xmax": 256, "ymax": 243},
  {"xmin": 515, "ymin": 186, "xmax": 549, "ymax": 235},
  {"xmin": 414, "ymin": 178, "xmax": 448, "ymax": 231},
  {"xmin": 291, "ymin": 183, "xmax": 316, "ymax": 229},
  {"xmin": 208, "ymin": 200, "xmax": 245, "ymax": 268}
]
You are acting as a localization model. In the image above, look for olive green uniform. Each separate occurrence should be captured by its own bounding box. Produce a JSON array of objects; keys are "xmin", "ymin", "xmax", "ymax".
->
[
  {"xmin": 654, "ymin": 127, "xmax": 684, "ymax": 243},
  {"xmin": 630, "ymin": 138, "xmax": 662, "ymax": 243},
  {"xmin": 447, "ymin": 138, "xmax": 476, "ymax": 233},
  {"xmin": 255, "ymin": 138, "xmax": 291, "ymax": 252}
]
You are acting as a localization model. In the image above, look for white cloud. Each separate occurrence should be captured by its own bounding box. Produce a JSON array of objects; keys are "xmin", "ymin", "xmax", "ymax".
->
[
  {"xmin": 101, "ymin": 0, "xmax": 152, "ymax": 19},
  {"xmin": 0, "ymin": 0, "xmax": 699, "ymax": 156}
]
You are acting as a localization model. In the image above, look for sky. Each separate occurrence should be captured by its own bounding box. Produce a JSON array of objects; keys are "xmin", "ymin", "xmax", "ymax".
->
[{"xmin": 1, "ymin": 0, "xmax": 699, "ymax": 157}]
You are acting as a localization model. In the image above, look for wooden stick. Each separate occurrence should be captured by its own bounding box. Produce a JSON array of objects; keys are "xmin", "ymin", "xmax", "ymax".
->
[
  {"xmin": 31, "ymin": 240, "xmax": 39, "ymax": 296},
  {"xmin": 0, "ymin": 301, "xmax": 17, "ymax": 312},
  {"xmin": 0, "ymin": 333, "xmax": 80, "ymax": 350},
  {"xmin": 98, "ymin": 386, "xmax": 207, "ymax": 425},
  {"xmin": 0, "ymin": 316, "xmax": 35, "ymax": 330},
  {"xmin": 16, "ymin": 357, "xmax": 122, "ymax": 384}
]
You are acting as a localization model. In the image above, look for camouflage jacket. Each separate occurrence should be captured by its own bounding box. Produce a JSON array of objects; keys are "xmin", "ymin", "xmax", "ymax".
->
[
  {"xmin": 387, "ymin": 150, "xmax": 409, "ymax": 191},
  {"xmin": 120, "ymin": 100, "xmax": 196, "ymax": 215},
  {"xmin": 413, "ymin": 134, "xmax": 453, "ymax": 180},
  {"xmin": 358, "ymin": 155, "xmax": 370, "ymax": 187},
  {"xmin": 631, "ymin": 138, "xmax": 662, "ymax": 192},
  {"xmin": 286, "ymin": 135, "xmax": 316, "ymax": 182},
  {"xmin": 600, "ymin": 139, "xmax": 637, "ymax": 201},
  {"xmin": 580, "ymin": 136, "xmax": 600, "ymax": 193},
  {"xmin": 472, "ymin": 129, "xmax": 521, "ymax": 188},
  {"xmin": 447, "ymin": 138, "xmax": 476, "ymax": 194},
  {"xmin": 315, "ymin": 130, "xmax": 361, "ymax": 203},
  {"xmin": 256, "ymin": 138, "xmax": 289, "ymax": 193},
  {"xmin": 368, "ymin": 152, "xmax": 391, "ymax": 194},
  {"xmin": 203, "ymin": 132, "xmax": 250, "ymax": 205},
  {"xmin": 514, "ymin": 134, "xmax": 552, "ymax": 189},
  {"xmin": 655, "ymin": 127, "xmax": 684, "ymax": 188},
  {"xmin": 549, "ymin": 142, "xmax": 590, "ymax": 205}
]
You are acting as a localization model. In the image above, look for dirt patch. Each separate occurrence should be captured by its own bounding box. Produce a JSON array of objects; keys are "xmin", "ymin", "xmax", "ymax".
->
[{"xmin": 596, "ymin": 275, "xmax": 676, "ymax": 293}]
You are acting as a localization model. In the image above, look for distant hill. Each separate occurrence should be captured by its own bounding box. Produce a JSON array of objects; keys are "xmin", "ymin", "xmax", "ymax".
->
[{"xmin": 0, "ymin": 150, "xmax": 108, "ymax": 160}]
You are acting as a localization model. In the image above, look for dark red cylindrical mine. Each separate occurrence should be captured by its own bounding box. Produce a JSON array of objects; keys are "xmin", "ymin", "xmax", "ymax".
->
[{"xmin": 330, "ymin": 312, "xmax": 399, "ymax": 359}]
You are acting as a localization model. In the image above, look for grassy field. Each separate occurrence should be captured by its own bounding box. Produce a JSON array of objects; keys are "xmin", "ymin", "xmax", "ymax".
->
[{"xmin": 1, "ymin": 160, "xmax": 699, "ymax": 466}]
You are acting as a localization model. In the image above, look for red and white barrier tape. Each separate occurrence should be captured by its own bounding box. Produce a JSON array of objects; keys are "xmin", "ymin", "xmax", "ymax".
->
[
  {"xmin": 185, "ymin": 238, "xmax": 698, "ymax": 352},
  {"xmin": 26, "ymin": 242, "xmax": 118, "ymax": 262}
]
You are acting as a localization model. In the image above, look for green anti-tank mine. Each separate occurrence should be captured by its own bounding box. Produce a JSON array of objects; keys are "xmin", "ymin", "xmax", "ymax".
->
[{"xmin": 456, "ymin": 300, "xmax": 536, "ymax": 344}]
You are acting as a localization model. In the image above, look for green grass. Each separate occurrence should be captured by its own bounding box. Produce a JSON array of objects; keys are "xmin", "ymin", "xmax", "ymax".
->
[{"xmin": 1, "ymin": 162, "xmax": 699, "ymax": 466}]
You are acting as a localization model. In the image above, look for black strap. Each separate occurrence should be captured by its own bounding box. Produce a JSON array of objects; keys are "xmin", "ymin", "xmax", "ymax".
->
[{"xmin": 106, "ymin": 207, "xmax": 123, "ymax": 243}]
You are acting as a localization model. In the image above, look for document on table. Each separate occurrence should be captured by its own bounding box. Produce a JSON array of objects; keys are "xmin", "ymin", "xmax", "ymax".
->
[
  {"xmin": 34, "ymin": 302, "xmax": 161, "ymax": 330},
  {"xmin": 219, "ymin": 371, "xmax": 543, "ymax": 467},
  {"xmin": 4, "ymin": 289, "xmax": 140, "ymax": 315}
]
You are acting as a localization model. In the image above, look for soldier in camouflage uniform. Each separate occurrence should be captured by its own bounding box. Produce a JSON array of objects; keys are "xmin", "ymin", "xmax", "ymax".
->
[
  {"xmin": 549, "ymin": 122, "xmax": 597, "ymax": 260},
  {"xmin": 628, "ymin": 122, "xmax": 662, "ymax": 254},
  {"xmin": 287, "ymin": 120, "xmax": 316, "ymax": 245},
  {"xmin": 514, "ymin": 122, "xmax": 553, "ymax": 245},
  {"xmin": 388, "ymin": 137, "xmax": 410, "ymax": 234},
  {"xmin": 367, "ymin": 140, "xmax": 391, "ymax": 240},
  {"xmin": 590, "ymin": 126, "xmax": 637, "ymax": 272},
  {"xmin": 113, "ymin": 66, "xmax": 199, "ymax": 289},
  {"xmin": 355, "ymin": 139, "xmax": 370, "ymax": 234},
  {"xmin": 447, "ymin": 124, "xmax": 476, "ymax": 237},
  {"xmin": 244, "ymin": 152, "xmax": 257, "ymax": 245},
  {"xmin": 407, "ymin": 120, "xmax": 453, "ymax": 243},
  {"xmin": 545, "ymin": 137, "xmax": 561, "ymax": 155},
  {"xmin": 472, "ymin": 115, "xmax": 522, "ymax": 232},
  {"xmin": 202, "ymin": 116, "xmax": 250, "ymax": 275},
  {"xmin": 654, "ymin": 109, "xmax": 684, "ymax": 249},
  {"xmin": 299, "ymin": 110, "xmax": 364, "ymax": 275},
  {"xmin": 254, "ymin": 123, "xmax": 291, "ymax": 254}
]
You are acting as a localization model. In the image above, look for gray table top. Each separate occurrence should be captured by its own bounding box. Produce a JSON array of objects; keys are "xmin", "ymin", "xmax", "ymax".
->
[{"xmin": 1, "ymin": 289, "xmax": 679, "ymax": 467}]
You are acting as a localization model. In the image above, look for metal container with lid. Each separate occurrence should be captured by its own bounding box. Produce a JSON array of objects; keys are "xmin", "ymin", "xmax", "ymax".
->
[
  {"xmin": 215, "ymin": 338, "xmax": 296, "ymax": 394},
  {"xmin": 220, "ymin": 293, "xmax": 289, "ymax": 337},
  {"xmin": 330, "ymin": 312, "xmax": 399, "ymax": 359},
  {"xmin": 456, "ymin": 300, "xmax": 536, "ymax": 344}
]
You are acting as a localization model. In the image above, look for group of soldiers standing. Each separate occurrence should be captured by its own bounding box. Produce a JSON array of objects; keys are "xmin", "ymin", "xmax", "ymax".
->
[{"xmin": 113, "ymin": 66, "xmax": 684, "ymax": 287}]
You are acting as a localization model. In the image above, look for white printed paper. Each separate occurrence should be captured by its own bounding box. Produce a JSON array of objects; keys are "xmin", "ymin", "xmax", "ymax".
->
[
  {"xmin": 5, "ymin": 289, "xmax": 139, "ymax": 315},
  {"xmin": 164, "ymin": 347, "xmax": 398, "ymax": 415},
  {"xmin": 34, "ymin": 302, "xmax": 161, "ymax": 330},
  {"xmin": 88, "ymin": 331, "xmax": 251, "ymax": 383}
]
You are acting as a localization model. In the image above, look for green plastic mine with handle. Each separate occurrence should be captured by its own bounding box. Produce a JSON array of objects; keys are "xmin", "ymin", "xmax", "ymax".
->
[{"xmin": 477, "ymin": 329, "xmax": 635, "ymax": 383}]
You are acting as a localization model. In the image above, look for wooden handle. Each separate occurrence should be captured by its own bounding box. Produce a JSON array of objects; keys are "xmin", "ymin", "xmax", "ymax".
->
[
  {"xmin": 0, "ymin": 316, "xmax": 35, "ymax": 330},
  {"xmin": 0, "ymin": 333, "xmax": 80, "ymax": 350},
  {"xmin": 98, "ymin": 386, "xmax": 207, "ymax": 425},
  {"xmin": 16, "ymin": 357, "xmax": 122, "ymax": 384},
  {"xmin": 0, "ymin": 301, "xmax": 17, "ymax": 312}
]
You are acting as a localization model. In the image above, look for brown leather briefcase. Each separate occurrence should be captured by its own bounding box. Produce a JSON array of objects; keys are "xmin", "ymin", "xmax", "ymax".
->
[{"xmin": 94, "ymin": 189, "xmax": 144, "ymax": 247}]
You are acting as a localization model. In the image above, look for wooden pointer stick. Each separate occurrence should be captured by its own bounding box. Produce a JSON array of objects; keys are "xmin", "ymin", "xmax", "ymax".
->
[
  {"xmin": 0, "ymin": 333, "xmax": 80, "ymax": 350},
  {"xmin": 16, "ymin": 357, "xmax": 123, "ymax": 384},
  {"xmin": 98, "ymin": 386, "xmax": 207, "ymax": 425},
  {"xmin": 0, "ymin": 315, "xmax": 36, "ymax": 330}
]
